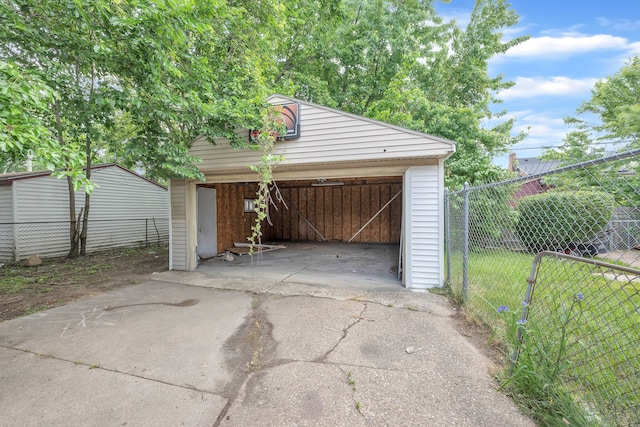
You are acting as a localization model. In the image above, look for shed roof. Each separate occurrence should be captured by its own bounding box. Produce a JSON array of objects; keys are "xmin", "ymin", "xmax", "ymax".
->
[
  {"xmin": 515, "ymin": 157, "xmax": 561, "ymax": 176},
  {"xmin": 0, "ymin": 164, "xmax": 166, "ymax": 189}
]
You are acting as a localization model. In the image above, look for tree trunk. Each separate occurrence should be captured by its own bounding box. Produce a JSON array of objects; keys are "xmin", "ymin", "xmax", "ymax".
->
[
  {"xmin": 79, "ymin": 61, "xmax": 95, "ymax": 257},
  {"xmin": 54, "ymin": 98, "xmax": 80, "ymax": 260},
  {"xmin": 80, "ymin": 142, "xmax": 91, "ymax": 256},
  {"xmin": 67, "ymin": 175, "xmax": 80, "ymax": 259}
]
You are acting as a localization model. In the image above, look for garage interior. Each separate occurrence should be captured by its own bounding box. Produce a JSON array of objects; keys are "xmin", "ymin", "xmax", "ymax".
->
[{"xmin": 197, "ymin": 176, "xmax": 404, "ymax": 287}]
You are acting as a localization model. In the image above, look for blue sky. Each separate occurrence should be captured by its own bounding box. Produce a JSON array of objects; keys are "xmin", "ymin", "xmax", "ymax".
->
[{"xmin": 436, "ymin": 0, "xmax": 640, "ymax": 167}]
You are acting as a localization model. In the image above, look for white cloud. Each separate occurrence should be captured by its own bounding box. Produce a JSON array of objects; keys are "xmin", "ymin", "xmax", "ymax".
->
[
  {"xmin": 513, "ymin": 112, "xmax": 567, "ymax": 142},
  {"xmin": 492, "ymin": 111, "xmax": 570, "ymax": 166},
  {"xmin": 502, "ymin": 34, "xmax": 629, "ymax": 58},
  {"xmin": 498, "ymin": 76, "xmax": 599, "ymax": 100},
  {"xmin": 439, "ymin": 9, "xmax": 470, "ymax": 28},
  {"xmin": 493, "ymin": 111, "xmax": 571, "ymax": 167},
  {"xmin": 628, "ymin": 41, "xmax": 640, "ymax": 56},
  {"xmin": 597, "ymin": 17, "xmax": 640, "ymax": 31}
]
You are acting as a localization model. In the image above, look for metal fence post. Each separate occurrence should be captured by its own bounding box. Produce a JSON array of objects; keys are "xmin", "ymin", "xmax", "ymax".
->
[
  {"xmin": 462, "ymin": 182, "xmax": 469, "ymax": 303},
  {"xmin": 444, "ymin": 188, "xmax": 451, "ymax": 285},
  {"xmin": 145, "ymin": 219, "xmax": 148, "ymax": 247}
]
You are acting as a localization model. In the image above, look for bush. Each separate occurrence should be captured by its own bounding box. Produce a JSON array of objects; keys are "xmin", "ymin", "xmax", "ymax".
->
[{"xmin": 516, "ymin": 191, "xmax": 615, "ymax": 253}]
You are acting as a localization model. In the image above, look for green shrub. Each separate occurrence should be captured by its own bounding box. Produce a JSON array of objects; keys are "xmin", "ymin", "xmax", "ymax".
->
[{"xmin": 515, "ymin": 191, "xmax": 615, "ymax": 253}]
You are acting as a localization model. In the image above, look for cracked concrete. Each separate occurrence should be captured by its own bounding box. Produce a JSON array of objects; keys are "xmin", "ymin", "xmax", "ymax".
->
[
  {"xmin": 218, "ymin": 293, "xmax": 534, "ymax": 427},
  {"xmin": 0, "ymin": 249, "xmax": 535, "ymax": 426}
]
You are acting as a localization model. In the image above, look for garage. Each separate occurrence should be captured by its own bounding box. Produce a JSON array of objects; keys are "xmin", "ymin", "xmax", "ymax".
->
[{"xmin": 168, "ymin": 95, "xmax": 455, "ymax": 289}]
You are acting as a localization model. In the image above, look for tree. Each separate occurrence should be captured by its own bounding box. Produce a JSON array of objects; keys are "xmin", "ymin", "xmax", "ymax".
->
[
  {"xmin": 542, "ymin": 56, "xmax": 640, "ymax": 206},
  {"xmin": 0, "ymin": 0, "xmax": 277, "ymax": 257},
  {"xmin": 578, "ymin": 56, "xmax": 640, "ymax": 145},
  {"xmin": 270, "ymin": 0, "xmax": 528, "ymax": 188},
  {"xmin": 0, "ymin": 60, "xmax": 54, "ymax": 165}
]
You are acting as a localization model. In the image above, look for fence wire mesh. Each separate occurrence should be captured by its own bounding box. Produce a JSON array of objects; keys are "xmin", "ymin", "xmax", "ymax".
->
[
  {"xmin": 516, "ymin": 253, "xmax": 640, "ymax": 426},
  {"xmin": 445, "ymin": 149, "xmax": 640, "ymax": 425},
  {"xmin": 0, "ymin": 217, "xmax": 169, "ymax": 263}
]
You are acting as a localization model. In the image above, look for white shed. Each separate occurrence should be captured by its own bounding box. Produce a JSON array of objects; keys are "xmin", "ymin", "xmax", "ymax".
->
[
  {"xmin": 0, "ymin": 164, "xmax": 169, "ymax": 262},
  {"xmin": 168, "ymin": 95, "xmax": 455, "ymax": 289}
]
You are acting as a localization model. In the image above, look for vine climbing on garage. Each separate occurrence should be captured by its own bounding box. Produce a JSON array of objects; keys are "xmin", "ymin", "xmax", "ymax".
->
[{"xmin": 247, "ymin": 107, "xmax": 287, "ymax": 255}]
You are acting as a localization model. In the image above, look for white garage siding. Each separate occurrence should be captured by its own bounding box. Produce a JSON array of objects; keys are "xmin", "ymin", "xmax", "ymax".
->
[
  {"xmin": 403, "ymin": 164, "xmax": 445, "ymax": 289},
  {"xmin": 169, "ymin": 180, "xmax": 187, "ymax": 270},
  {"xmin": 189, "ymin": 95, "xmax": 454, "ymax": 175},
  {"xmin": 0, "ymin": 185, "xmax": 14, "ymax": 262}
]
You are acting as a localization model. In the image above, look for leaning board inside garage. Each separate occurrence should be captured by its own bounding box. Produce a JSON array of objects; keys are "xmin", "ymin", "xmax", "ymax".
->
[{"xmin": 264, "ymin": 177, "xmax": 402, "ymax": 243}]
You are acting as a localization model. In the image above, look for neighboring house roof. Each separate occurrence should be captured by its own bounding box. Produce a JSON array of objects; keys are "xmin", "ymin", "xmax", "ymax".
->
[
  {"xmin": 0, "ymin": 164, "xmax": 166, "ymax": 189},
  {"xmin": 514, "ymin": 157, "xmax": 561, "ymax": 176}
]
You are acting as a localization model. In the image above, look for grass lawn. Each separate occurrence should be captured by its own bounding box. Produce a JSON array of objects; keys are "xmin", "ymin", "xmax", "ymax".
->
[{"xmin": 448, "ymin": 249, "xmax": 640, "ymax": 426}]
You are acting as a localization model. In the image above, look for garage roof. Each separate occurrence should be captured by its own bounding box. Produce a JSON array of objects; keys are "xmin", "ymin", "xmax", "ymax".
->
[{"xmin": 190, "ymin": 94, "xmax": 456, "ymax": 178}]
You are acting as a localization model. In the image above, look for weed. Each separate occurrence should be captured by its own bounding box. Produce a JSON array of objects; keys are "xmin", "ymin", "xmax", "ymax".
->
[
  {"xmin": 346, "ymin": 371, "xmax": 356, "ymax": 391},
  {"xmin": 23, "ymin": 304, "xmax": 50, "ymax": 315},
  {"xmin": 405, "ymin": 304, "xmax": 418, "ymax": 312},
  {"xmin": 355, "ymin": 401, "xmax": 361, "ymax": 411},
  {"xmin": 0, "ymin": 276, "xmax": 33, "ymax": 294}
]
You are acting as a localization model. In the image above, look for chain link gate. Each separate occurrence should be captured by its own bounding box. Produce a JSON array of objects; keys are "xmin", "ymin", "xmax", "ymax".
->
[{"xmin": 444, "ymin": 148, "xmax": 640, "ymax": 425}]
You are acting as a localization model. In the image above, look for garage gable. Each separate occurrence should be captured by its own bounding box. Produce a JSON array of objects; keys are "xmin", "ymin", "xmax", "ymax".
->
[{"xmin": 189, "ymin": 94, "xmax": 455, "ymax": 177}]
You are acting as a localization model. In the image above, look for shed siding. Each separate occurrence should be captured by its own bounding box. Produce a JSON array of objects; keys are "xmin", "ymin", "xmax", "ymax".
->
[
  {"xmin": 0, "ymin": 185, "xmax": 14, "ymax": 262},
  {"xmin": 9, "ymin": 166, "xmax": 168, "ymax": 260},
  {"xmin": 169, "ymin": 180, "xmax": 188, "ymax": 270},
  {"xmin": 13, "ymin": 176, "xmax": 71, "ymax": 259},
  {"xmin": 83, "ymin": 167, "xmax": 169, "ymax": 252},
  {"xmin": 190, "ymin": 96, "xmax": 454, "ymax": 174},
  {"xmin": 404, "ymin": 165, "xmax": 442, "ymax": 289}
]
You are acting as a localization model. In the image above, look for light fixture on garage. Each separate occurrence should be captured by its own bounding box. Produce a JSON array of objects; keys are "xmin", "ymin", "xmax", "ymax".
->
[{"xmin": 311, "ymin": 179, "xmax": 344, "ymax": 187}]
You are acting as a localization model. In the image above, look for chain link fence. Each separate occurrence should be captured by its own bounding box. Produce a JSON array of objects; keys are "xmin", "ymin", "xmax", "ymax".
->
[
  {"xmin": 0, "ymin": 217, "xmax": 169, "ymax": 263},
  {"xmin": 445, "ymin": 148, "xmax": 640, "ymax": 425}
]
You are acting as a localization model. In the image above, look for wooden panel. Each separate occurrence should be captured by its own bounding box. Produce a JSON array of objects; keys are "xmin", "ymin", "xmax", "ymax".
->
[
  {"xmin": 282, "ymin": 188, "xmax": 291, "ymax": 240},
  {"xmin": 261, "ymin": 177, "xmax": 403, "ymax": 243},
  {"xmin": 291, "ymin": 188, "xmax": 299, "ymax": 241},
  {"xmin": 208, "ymin": 178, "xmax": 406, "ymax": 246},
  {"xmin": 332, "ymin": 187, "xmax": 341, "ymax": 241},
  {"xmin": 342, "ymin": 186, "xmax": 351, "ymax": 241},
  {"xmin": 350, "ymin": 186, "xmax": 361, "ymax": 242},
  {"xmin": 199, "ymin": 183, "xmax": 260, "ymax": 253},
  {"xmin": 370, "ymin": 185, "xmax": 380, "ymax": 242},
  {"xmin": 389, "ymin": 183, "xmax": 402, "ymax": 243},
  {"xmin": 378, "ymin": 185, "xmax": 389, "ymax": 242},
  {"xmin": 316, "ymin": 187, "xmax": 325, "ymax": 240}
]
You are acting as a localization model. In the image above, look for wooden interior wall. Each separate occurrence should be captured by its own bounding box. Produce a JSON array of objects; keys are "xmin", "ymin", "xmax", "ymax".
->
[
  {"xmin": 200, "ymin": 183, "xmax": 259, "ymax": 253},
  {"xmin": 264, "ymin": 178, "xmax": 403, "ymax": 243},
  {"xmin": 199, "ymin": 177, "xmax": 403, "ymax": 254}
]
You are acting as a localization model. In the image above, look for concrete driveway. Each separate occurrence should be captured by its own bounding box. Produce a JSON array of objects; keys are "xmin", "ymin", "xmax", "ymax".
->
[{"xmin": 0, "ymin": 269, "xmax": 535, "ymax": 426}]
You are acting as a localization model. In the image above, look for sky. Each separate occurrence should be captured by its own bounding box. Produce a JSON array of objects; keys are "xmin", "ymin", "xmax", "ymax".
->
[{"xmin": 436, "ymin": 0, "xmax": 640, "ymax": 167}]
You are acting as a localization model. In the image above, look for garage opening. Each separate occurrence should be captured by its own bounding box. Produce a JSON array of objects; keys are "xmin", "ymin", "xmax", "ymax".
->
[{"xmin": 195, "ymin": 177, "xmax": 403, "ymax": 286}]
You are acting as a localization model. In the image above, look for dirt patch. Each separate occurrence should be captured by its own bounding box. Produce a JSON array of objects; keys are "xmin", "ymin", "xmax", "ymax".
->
[
  {"xmin": 452, "ymin": 309, "xmax": 511, "ymax": 370},
  {"xmin": 0, "ymin": 245, "xmax": 168, "ymax": 322}
]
